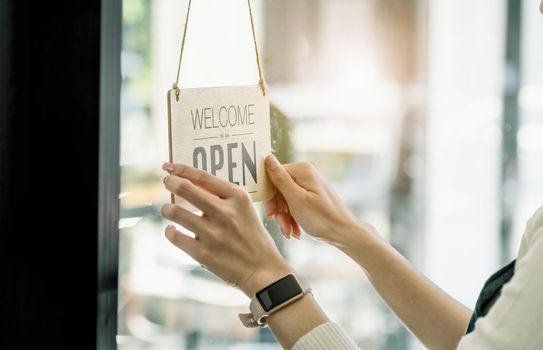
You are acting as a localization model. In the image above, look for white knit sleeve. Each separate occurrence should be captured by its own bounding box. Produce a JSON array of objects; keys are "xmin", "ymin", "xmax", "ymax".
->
[
  {"xmin": 291, "ymin": 322, "xmax": 360, "ymax": 350},
  {"xmin": 456, "ymin": 208, "xmax": 543, "ymax": 350}
]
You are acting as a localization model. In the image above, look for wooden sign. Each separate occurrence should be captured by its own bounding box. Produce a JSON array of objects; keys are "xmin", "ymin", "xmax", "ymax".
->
[{"xmin": 167, "ymin": 85, "xmax": 273, "ymax": 203}]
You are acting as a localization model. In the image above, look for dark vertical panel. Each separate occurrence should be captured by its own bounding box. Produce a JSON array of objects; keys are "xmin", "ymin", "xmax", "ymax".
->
[
  {"xmin": 97, "ymin": 0, "xmax": 121, "ymax": 349},
  {"xmin": 500, "ymin": 0, "xmax": 522, "ymax": 263},
  {"xmin": 0, "ymin": 1, "xmax": 107, "ymax": 348},
  {"xmin": 0, "ymin": 1, "xmax": 12, "ymax": 226}
]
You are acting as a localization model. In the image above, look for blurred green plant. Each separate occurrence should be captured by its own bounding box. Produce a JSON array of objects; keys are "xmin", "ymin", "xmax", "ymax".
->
[
  {"xmin": 123, "ymin": 0, "xmax": 152, "ymax": 107},
  {"xmin": 270, "ymin": 103, "xmax": 293, "ymax": 164}
]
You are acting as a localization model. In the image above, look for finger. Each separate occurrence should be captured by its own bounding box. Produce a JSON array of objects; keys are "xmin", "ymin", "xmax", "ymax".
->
[
  {"xmin": 277, "ymin": 211, "xmax": 300, "ymax": 238},
  {"xmin": 163, "ymin": 162, "xmax": 237, "ymax": 198},
  {"xmin": 275, "ymin": 195, "xmax": 289, "ymax": 214},
  {"xmin": 264, "ymin": 198, "xmax": 276, "ymax": 219},
  {"xmin": 164, "ymin": 175, "xmax": 219, "ymax": 213},
  {"xmin": 275, "ymin": 212, "xmax": 293, "ymax": 239},
  {"xmin": 265, "ymin": 192, "xmax": 289, "ymax": 218},
  {"xmin": 265, "ymin": 155, "xmax": 301, "ymax": 202},
  {"xmin": 165, "ymin": 225, "xmax": 199, "ymax": 258},
  {"xmin": 161, "ymin": 203, "xmax": 205, "ymax": 235},
  {"xmin": 290, "ymin": 216, "xmax": 301, "ymax": 239}
]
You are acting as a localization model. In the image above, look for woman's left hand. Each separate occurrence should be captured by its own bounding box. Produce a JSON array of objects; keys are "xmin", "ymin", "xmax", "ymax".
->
[{"xmin": 160, "ymin": 162, "xmax": 292, "ymax": 297}]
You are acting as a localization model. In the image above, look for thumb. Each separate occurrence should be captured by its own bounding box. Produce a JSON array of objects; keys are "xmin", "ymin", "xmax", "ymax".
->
[{"xmin": 265, "ymin": 155, "xmax": 300, "ymax": 200}]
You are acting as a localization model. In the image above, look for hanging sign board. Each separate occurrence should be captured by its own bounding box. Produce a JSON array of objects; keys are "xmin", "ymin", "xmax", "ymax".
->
[{"xmin": 167, "ymin": 85, "xmax": 273, "ymax": 203}]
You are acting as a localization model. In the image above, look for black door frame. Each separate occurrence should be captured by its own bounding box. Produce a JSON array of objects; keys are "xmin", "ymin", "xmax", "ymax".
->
[{"xmin": 1, "ymin": 0, "xmax": 121, "ymax": 348}]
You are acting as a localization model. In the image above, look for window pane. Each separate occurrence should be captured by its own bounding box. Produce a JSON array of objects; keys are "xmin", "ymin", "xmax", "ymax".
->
[
  {"xmin": 118, "ymin": 1, "xmax": 410, "ymax": 348},
  {"xmin": 117, "ymin": 1, "xmax": 542, "ymax": 349}
]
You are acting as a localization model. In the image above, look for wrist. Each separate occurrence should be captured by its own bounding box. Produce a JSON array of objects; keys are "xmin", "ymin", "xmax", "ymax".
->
[
  {"xmin": 240, "ymin": 259, "xmax": 294, "ymax": 297},
  {"xmin": 333, "ymin": 221, "xmax": 385, "ymax": 260}
]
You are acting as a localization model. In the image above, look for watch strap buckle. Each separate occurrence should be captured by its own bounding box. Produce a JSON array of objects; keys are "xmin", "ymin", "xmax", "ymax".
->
[
  {"xmin": 238, "ymin": 312, "xmax": 260, "ymax": 328},
  {"xmin": 239, "ymin": 274, "xmax": 311, "ymax": 328}
]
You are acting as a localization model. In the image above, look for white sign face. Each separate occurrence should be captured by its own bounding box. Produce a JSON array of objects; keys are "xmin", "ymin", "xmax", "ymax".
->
[{"xmin": 167, "ymin": 85, "xmax": 272, "ymax": 203}]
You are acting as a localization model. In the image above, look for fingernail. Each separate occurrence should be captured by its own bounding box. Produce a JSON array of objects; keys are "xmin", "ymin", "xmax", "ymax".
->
[
  {"xmin": 165, "ymin": 225, "xmax": 174, "ymax": 238},
  {"xmin": 162, "ymin": 176, "xmax": 169, "ymax": 185},
  {"xmin": 266, "ymin": 154, "xmax": 280, "ymax": 170},
  {"xmin": 280, "ymin": 227, "xmax": 289, "ymax": 239},
  {"xmin": 163, "ymin": 162, "xmax": 175, "ymax": 172}
]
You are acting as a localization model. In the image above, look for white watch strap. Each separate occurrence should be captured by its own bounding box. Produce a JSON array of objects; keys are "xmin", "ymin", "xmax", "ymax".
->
[{"xmin": 239, "ymin": 275, "xmax": 312, "ymax": 328}]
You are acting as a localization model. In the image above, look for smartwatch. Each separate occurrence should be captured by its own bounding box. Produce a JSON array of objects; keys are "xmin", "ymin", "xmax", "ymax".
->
[{"xmin": 239, "ymin": 273, "xmax": 312, "ymax": 328}]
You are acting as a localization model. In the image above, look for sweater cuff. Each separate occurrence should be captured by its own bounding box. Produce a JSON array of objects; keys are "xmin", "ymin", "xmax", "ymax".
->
[{"xmin": 292, "ymin": 322, "xmax": 359, "ymax": 350}]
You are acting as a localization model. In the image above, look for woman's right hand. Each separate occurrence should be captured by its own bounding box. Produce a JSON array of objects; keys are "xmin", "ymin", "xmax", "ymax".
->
[{"xmin": 264, "ymin": 154, "xmax": 373, "ymax": 247}]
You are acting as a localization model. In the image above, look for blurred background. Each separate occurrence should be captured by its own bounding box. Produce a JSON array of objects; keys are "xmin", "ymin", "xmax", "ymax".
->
[{"xmin": 117, "ymin": 0, "xmax": 543, "ymax": 349}]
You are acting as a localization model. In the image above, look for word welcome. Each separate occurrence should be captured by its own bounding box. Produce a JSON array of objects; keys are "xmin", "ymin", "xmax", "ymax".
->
[
  {"xmin": 193, "ymin": 140, "xmax": 257, "ymax": 186},
  {"xmin": 191, "ymin": 104, "xmax": 255, "ymax": 130}
]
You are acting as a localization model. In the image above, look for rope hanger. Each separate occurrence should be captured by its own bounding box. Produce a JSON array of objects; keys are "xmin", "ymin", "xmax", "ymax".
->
[{"xmin": 172, "ymin": 0, "xmax": 267, "ymax": 100}]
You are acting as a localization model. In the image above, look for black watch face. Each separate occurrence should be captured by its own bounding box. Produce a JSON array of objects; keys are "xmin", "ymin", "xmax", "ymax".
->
[{"xmin": 256, "ymin": 274, "xmax": 303, "ymax": 312}]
